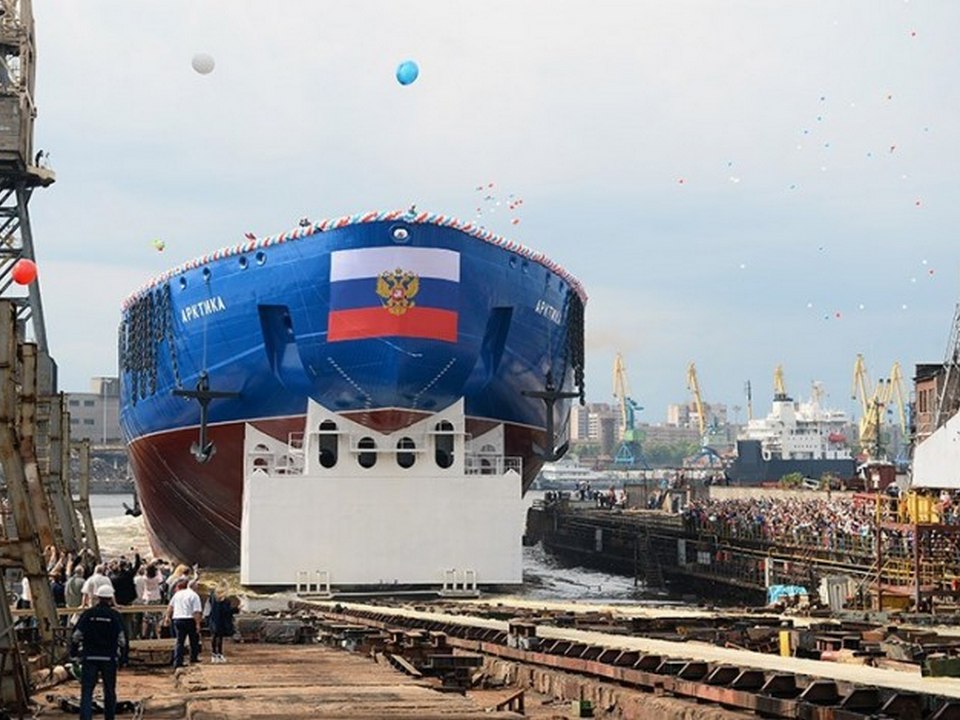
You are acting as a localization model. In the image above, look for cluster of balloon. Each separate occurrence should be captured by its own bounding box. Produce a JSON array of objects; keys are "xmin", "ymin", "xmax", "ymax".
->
[
  {"xmin": 396, "ymin": 60, "xmax": 419, "ymax": 86},
  {"xmin": 473, "ymin": 182, "xmax": 523, "ymax": 226},
  {"xmin": 191, "ymin": 53, "xmax": 215, "ymax": 75},
  {"xmin": 11, "ymin": 258, "xmax": 37, "ymax": 286},
  {"xmin": 152, "ymin": 239, "xmax": 165, "ymax": 253}
]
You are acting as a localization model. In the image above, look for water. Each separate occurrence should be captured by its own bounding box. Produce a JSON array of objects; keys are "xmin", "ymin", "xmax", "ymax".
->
[
  {"xmin": 90, "ymin": 494, "xmax": 134, "ymax": 521},
  {"xmin": 88, "ymin": 494, "xmax": 665, "ymax": 605},
  {"xmin": 519, "ymin": 542, "xmax": 655, "ymax": 602}
]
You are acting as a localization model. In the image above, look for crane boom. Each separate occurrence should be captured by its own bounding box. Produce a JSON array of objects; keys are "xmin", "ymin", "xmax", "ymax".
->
[
  {"xmin": 773, "ymin": 364, "xmax": 787, "ymax": 399},
  {"xmin": 851, "ymin": 355, "xmax": 906, "ymax": 459},
  {"xmin": 851, "ymin": 354, "xmax": 871, "ymax": 417},
  {"xmin": 687, "ymin": 362, "xmax": 706, "ymax": 437},
  {"xmin": 889, "ymin": 361, "xmax": 908, "ymax": 435},
  {"xmin": 612, "ymin": 352, "xmax": 629, "ymax": 435}
]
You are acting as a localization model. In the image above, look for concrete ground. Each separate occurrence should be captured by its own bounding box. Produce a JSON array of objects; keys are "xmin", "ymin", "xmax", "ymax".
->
[{"xmin": 32, "ymin": 643, "xmax": 537, "ymax": 719}]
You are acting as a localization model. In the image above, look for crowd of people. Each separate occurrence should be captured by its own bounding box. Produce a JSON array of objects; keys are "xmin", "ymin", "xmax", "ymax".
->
[
  {"xmin": 682, "ymin": 496, "xmax": 878, "ymax": 552},
  {"xmin": 14, "ymin": 546, "xmax": 238, "ymax": 720}
]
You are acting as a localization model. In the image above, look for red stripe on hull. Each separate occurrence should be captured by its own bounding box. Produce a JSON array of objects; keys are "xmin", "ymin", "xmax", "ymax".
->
[
  {"xmin": 339, "ymin": 408, "xmax": 431, "ymax": 432},
  {"xmin": 327, "ymin": 307, "xmax": 457, "ymax": 342},
  {"xmin": 128, "ymin": 414, "xmax": 544, "ymax": 568}
]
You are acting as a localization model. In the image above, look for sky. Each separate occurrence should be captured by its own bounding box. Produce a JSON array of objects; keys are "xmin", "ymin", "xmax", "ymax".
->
[{"xmin": 23, "ymin": 1, "xmax": 960, "ymax": 425}]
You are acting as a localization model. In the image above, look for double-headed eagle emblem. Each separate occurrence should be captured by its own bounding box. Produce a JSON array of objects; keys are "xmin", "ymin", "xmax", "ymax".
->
[{"xmin": 376, "ymin": 268, "xmax": 420, "ymax": 316}]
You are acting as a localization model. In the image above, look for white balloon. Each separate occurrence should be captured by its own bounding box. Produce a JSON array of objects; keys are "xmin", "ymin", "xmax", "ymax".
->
[{"xmin": 192, "ymin": 53, "xmax": 216, "ymax": 75}]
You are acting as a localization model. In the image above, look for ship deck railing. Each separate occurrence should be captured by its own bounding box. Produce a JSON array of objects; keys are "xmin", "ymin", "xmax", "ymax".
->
[
  {"xmin": 464, "ymin": 455, "xmax": 522, "ymax": 476},
  {"xmin": 287, "ymin": 432, "xmax": 305, "ymax": 454},
  {"xmin": 246, "ymin": 448, "xmax": 521, "ymax": 477}
]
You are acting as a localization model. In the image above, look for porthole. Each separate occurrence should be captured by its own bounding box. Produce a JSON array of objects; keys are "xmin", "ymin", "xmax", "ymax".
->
[
  {"xmin": 256, "ymin": 251, "xmax": 266, "ymax": 266},
  {"xmin": 202, "ymin": 267, "xmax": 212, "ymax": 282},
  {"xmin": 179, "ymin": 277, "xmax": 187, "ymax": 289},
  {"xmin": 434, "ymin": 421, "xmax": 454, "ymax": 469},
  {"xmin": 239, "ymin": 256, "xmax": 248, "ymax": 269},
  {"xmin": 397, "ymin": 437, "xmax": 416, "ymax": 469},
  {"xmin": 521, "ymin": 260, "xmax": 530, "ymax": 274},
  {"xmin": 318, "ymin": 420, "xmax": 338, "ymax": 469},
  {"xmin": 392, "ymin": 226, "xmax": 410, "ymax": 243},
  {"xmin": 358, "ymin": 436, "xmax": 377, "ymax": 469},
  {"xmin": 509, "ymin": 256, "xmax": 518, "ymax": 269}
]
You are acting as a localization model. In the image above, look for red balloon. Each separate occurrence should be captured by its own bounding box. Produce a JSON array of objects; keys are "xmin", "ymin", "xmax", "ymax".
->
[{"xmin": 11, "ymin": 258, "xmax": 37, "ymax": 285}]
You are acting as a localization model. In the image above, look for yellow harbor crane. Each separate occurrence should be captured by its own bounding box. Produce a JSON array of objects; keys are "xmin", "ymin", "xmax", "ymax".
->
[
  {"xmin": 687, "ymin": 362, "xmax": 707, "ymax": 438},
  {"xmin": 686, "ymin": 362, "xmax": 724, "ymax": 465},
  {"xmin": 612, "ymin": 353, "xmax": 648, "ymax": 468},
  {"xmin": 612, "ymin": 352, "xmax": 638, "ymax": 438},
  {"xmin": 851, "ymin": 354, "xmax": 907, "ymax": 458},
  {"xmin": 773, "ymin": 364, "xmax": 788, "ymax": 399}
]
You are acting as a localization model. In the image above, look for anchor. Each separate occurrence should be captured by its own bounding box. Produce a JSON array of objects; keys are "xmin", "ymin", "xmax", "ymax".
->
[
  {"xmin": 522, "ymin": 371, "xmax": 581, "ymax": 462},
  {"xmin": 123, "ymin": 486, "xmax": 142, "ymax": 517},
  {"xmin": 173, "ymin": 371, "xmax": 240, "ymax": 463}
]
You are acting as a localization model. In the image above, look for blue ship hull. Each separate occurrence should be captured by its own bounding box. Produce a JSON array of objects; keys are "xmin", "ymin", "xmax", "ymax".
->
[{"xmin": 119, "ymin": 211, "xmax": 586, "ymax": 567}]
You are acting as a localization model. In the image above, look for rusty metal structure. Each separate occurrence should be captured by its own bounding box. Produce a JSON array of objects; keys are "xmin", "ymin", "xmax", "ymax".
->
[
  {"xmin": 0, "ymin": 3, "xmax": 98, "ymax": 713},
  {"xmin": 0, "ymin": 300, "xmax": 61, "ymax": 711},
  {"xmin": 317, "ymin": 603, "xmax": 960, "ymax": 719}
]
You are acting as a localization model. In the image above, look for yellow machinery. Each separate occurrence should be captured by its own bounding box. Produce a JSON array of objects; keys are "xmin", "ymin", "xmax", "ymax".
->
[{"xmin": 851, "ymin": 355, "xmax": 907, "ymax": 458}]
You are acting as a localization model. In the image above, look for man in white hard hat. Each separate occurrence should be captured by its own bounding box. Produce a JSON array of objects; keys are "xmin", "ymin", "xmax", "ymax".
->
[{"xmin": 71, "ymin": 584, "xmax": 127, "ymax": 720}]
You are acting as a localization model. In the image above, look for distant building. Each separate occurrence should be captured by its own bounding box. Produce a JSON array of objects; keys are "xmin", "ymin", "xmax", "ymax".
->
[
  {"xmin": 569, "ymin": 403, "xmax": 618, "ymax": 442},
  {"xmin": 914, "ymin": 363, "xmax": 943, "ymax": 445},
  {"xmin": 597, "ymin": 415, "xmax": 618, "ymax": 457},
  {"xmin": 568, "ymin": 403, "xmax": 591, "ymax": 441},
  {"xmin": 66, "ymin": 376, "xmax": 121, "ymax": 445},
  {"xmin": 637, "ymin": 423, "xmax": 701, "ymax": 446},
  {"xmin": 666, "ymin": 402, "xmax": 727, "ymax": 431}
]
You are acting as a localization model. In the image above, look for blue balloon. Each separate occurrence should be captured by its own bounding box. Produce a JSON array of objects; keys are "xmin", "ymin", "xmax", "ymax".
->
[{"xmin": 396, "ymin": 60, "xmax": 419, "ymax": 86}]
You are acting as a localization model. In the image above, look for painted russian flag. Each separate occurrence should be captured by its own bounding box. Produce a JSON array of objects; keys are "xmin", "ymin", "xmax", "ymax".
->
[{"xmin": 327, "ymin": 247, "xmax": 460, "ymax": 343}]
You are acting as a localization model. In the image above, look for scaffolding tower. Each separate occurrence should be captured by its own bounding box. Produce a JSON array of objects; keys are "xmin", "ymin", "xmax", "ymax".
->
[
  {"xmin": 934, "ymin": 303, "xmax": 960, "ymax": 431},
  {"xmin": 0, "ymin": 2, "xmax": 92, "ymax": 712}
]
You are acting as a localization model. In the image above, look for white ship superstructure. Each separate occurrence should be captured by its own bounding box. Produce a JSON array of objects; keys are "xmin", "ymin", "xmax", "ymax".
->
[{"xmin": 740, "ymin": 392, "xmax": 851, "ymax": 462}]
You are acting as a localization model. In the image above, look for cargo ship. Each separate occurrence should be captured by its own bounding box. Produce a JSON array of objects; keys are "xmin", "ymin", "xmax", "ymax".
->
[
  {"xmin": 726, "ymin": 390, "xmax": 856, "ymax": 485},
  {"xmin": 119, "ymin": 210, "xmax": 586, "ymax": 568}
]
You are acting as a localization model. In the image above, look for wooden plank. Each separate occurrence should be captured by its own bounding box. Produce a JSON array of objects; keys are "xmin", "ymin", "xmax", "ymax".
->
[{"xmin": 386, "ymin": 653, "xmax": 423, "ymax": 678}]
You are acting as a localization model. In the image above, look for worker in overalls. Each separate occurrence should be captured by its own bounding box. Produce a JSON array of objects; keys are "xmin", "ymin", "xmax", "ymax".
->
[{"xmin": 71, "ymin": 584, "xmax": 127, "ymax": 720}]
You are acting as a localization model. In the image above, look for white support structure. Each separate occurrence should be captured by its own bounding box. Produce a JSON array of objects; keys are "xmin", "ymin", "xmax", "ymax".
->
[
  {"xmin": 295, "ymin": 570, "xmax": 331, "ymax": 598},
  {"xmin": 439, "ymin": 568, "xmax": 479, "ymax": 597},
  {"xmin": 911, "ymin": 410, "xmax": 960, "ymax": 489},
  {"xmin": 241, "ymin": 398, "xmax": 525, "ymax": 589}
]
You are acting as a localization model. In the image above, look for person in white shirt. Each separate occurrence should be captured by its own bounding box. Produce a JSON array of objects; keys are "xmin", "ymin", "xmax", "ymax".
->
[
  {"xmin": 19, "ymin": 575, "xmax": 31, "ymax": 608},
  {"xmin": 164, "ymin": 579, "xmax": 202, "ymax": 668},
  {"xmin": 140, "ymin": 563, "xmax": 164, "ymax": 639},
  {"xmin": 80, "ymin": 565, "xmax": 113, "ymax": 608}
]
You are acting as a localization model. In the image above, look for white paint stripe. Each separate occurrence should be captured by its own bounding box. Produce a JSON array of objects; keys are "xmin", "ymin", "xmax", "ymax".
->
[{"xmin": 330, "ymin": 247, "xmax": 460, "ymax": 282}]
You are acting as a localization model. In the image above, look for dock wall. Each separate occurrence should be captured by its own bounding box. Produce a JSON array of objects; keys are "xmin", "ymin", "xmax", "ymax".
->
[{"xmin": 527, "ymin": 503, "xmax": 879, "ymax": 605}]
